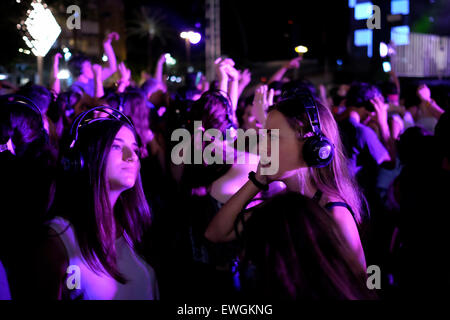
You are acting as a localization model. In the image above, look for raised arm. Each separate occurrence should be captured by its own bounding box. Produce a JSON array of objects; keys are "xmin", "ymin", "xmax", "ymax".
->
[
  {"xmin": 154, "ymin": 53, "xmax": 166, "ymax": 85},
  {"xmin": 252, "ymin": 84, "xmax": 274, "ymax": 127},
  {"xmin": 214, "ymin": 57, "xmax": 239, "ymax": 124},
  {"xmin": 225, "ymin": 62, "xmax": 240, "ymax": 124},
  {"xmin": 237, "ymin": 68, "xmax": 252, "ymax": 98},
  {"xmin": 101, "ymin": 32, "xmax": 119, "ymax": 81},
  {"xmin": 50, "ymin": 53, "xmax": 62, "ymax": 96},
  {"xmin": 92, "ymin": 64, "xmax": 104, "ymax": 98},
  {"xmin": 417, "ymin": 84, "xmax": 445, "ymax": 119},
  {"xmin": 268, "ymin": 56, "xmax": 302, "ymax": 84},
  {"xmin": 371, "ymin": 96, "xmax": 396, "ymax": 165},
  {"xmin": 215, "ymin": 57, "xmax": 229, "ymax": 95},
  {"xmin": 116, "ymin": 62, "xmax": 131, "ymax": 93},
  {"xmin": 205, "ymin": 165, "xmax": 268, "ymax": 243},
  {"xmin": 389, "ymin": 69, "xmax": 401, "ymax": 97}
]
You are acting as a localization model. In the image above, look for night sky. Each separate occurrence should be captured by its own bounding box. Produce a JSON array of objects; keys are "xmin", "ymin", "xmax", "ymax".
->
[
  {"xmin": 123, "ymin": 0, "xmax": 350, "ymax": 64},
  {"xmin": 1, "ymin": 0, "xmax": 449, "ymax": 78}
]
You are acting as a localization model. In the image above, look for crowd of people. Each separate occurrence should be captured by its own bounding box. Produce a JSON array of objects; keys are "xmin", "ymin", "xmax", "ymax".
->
[{"xmin": 0, "ymin": 31, "xmax": 449, "ymax": 300}]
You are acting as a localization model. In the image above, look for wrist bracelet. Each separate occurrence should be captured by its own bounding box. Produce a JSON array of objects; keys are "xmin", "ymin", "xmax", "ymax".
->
[{"xmin": 248, "ymin": 171, "xmax": 268, "ymax": 191}]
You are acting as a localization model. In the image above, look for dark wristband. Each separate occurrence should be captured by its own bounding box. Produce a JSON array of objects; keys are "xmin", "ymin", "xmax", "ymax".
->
[{"xmin": 248, "ymin": 171, "xmax": 269, "ymax": 191}]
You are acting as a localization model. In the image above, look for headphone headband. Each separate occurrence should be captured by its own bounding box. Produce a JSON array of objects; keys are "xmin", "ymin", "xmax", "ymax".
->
[
  {"xmin": 0, "ymin": 94, "xmax": 44, "ymax": 125},
  {"xmin": 69, "ymin": 105, "xmax": 135, "ymax": 149},
  {"xmin": 279, "ymin": 89, "xmax": 334, "ymax": 168},
  {"xmin": 62, "ymin": 105, "xmax": 136, "ymax": 173},
  {"xmin": 288, "ymin": 91, "xmax": 323, "ymax": 136}
]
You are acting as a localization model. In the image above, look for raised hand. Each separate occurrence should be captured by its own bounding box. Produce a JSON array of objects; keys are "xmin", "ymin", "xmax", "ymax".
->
[
  {"xmin": 253, "ymin": 85, "xmax": 274, "ymax": 111},
  {"xmin": 239, "ymin": 69, "xmax": 251, "ymax": 86},
  {"xmin": 215, "ymin": 57, "xmax": 230, "ymax": 82},
  {"xmin": 417, "ymin": 84, "xmax": 431, "ymax": 103},
  {"xmin": 104, "ymin": 32, "xmax": 119, "ymax": 46},
  {"xmin": 92, "ymin": 64, "xmax": 103, "ymax": 75},
  {"xmin": 252, "ymin": 85, "xmax": 274, "ymax": 126},
  {"xmin": 370, "ymin": 95, "xmax": 389, "ymax": 126},
  {"xmin": 157, "ymin": 53, "xmax": 167, "ymax": 65},
  {"xmin": 53, "ymin": 53, "xmax": 62, "ymax": 66},
  {"xmin": 118, "ymin": 62, "xmax": 131, "ymax": 82},
  {"xmin": 225, "ymin": 64, "xmax": 239, "ymax": 82},
  {"xmin": 284, "ymin": 56, "xmax": 302, "ymax": 69},
  {"xmin": 117, "ymin": 62, "xmax": 131, "ymax": 93},
  {"xmin": 417, "ymin": 84, "xmax": 444, "ymax": 119}
]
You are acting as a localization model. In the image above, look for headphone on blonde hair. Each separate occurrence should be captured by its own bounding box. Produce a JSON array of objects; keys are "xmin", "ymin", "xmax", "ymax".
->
[
  {"xmin": 280, "ymin": 90, "xmax": 335, "ymax": 168},
  {"xmin": 61, "ymin": 106, "xmax": 135, "ymax": 173}
]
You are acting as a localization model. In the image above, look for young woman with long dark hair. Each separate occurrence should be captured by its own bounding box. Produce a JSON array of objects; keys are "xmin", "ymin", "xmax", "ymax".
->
[
  {"xmin": 0, "ymin": 95, "xmax": 56, "ymax": 299},
  {"xmin": 36, "ymin": 110, "xmax": 159, "ymax": 299}
]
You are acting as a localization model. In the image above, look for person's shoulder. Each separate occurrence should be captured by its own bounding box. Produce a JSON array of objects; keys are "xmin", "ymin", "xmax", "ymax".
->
[
  {"xmin": 35, "ymin": 224, "xmax": 69, "ymax": 271},
  {"xmin": 338, "ymin": 117, "xmax": 358, "ymax": 134},
  {"xmin": 356, "ymin": 122, "xmax": 379, "ymax": 141},
  {"xmin": 69, "ymin": 82, "xmax": 85, "ymax": 93},
  {"xmin": 47, "ymin": 216, "xmax": 71, "ymax": 231}
]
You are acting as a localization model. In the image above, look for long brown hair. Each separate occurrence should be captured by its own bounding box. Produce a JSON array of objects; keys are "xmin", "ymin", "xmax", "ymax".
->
[
  {"xmin": 269, "ymin": 98, "xmax": 365, "ymax": 224},
  {"xmin": 242, "ymin": 192, "xmax": 374, "ymax": 299},
  {"xmin": 183, "ymin": 90, "xmax": 235, "ymax": 188},
  {"xmin": 53, "ymin": 119, "xmax": 151, "ymax": 283},
  {"xmin": 122, "ymin": 90, "xmax": 151, "ymax": 158}
]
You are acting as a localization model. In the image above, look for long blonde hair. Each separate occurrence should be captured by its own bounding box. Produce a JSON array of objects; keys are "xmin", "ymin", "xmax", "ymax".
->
[{"xmin": 269, "ymin": 98, "xmax": 365, "ymax": 224}]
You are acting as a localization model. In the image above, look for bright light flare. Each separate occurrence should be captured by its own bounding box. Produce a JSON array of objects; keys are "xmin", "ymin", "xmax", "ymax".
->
[
  {"xmin": 180, "ymin": 31, "xmax": 202, "ymax": 44},
  {"xmin": 57, "ymin": 69, "xmax": 70, "ymax": 79},
  {"xmin": 22, "ymin": 1, "xmax": 61, "ymax": 57},
  {"xmin": 164, "ymin": 53, "xmax": 176, "ymax": 66},
  {"xmin": 295, "ymin": 45, "xmax": 308, "ymax": 54},
  {"xmin": 379, "ymin": 42, "xmax": 388, "ymax": 58}
]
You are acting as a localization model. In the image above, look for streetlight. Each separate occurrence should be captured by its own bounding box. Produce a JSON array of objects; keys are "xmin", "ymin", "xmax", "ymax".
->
[
  {"xmin": 180, "ymin": 31, "xmax": 202, "ymax": 70},
  {"xmin": 295, "ymin": 45, "xmax": 308, "ymax": 55},
  {"xmin": 19, "ymin": 0, "xmax": 61, "ymax": 84}
]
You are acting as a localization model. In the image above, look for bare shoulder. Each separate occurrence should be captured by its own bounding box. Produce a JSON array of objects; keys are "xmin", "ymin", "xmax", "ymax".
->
[
  {"xmin": 36, "ymin": 227, "xmax": 69, "ymax": 272},
  {"xmin": 329, "ymin": 205, "xmax": 357, "ymax": 227},
  {"xmin": 328, "ymin": 205, "xmax": 366, "ymax": 268}
]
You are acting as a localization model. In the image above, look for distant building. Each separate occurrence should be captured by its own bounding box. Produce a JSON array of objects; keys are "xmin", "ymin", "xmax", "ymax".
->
[{"xmin": 53, "ymin": 0, "xmax": 126, "ymax": 81}]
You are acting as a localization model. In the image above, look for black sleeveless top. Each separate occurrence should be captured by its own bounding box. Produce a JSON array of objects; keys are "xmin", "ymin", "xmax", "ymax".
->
[{"xmin": 312, "ymin": 189, "xmax": 358, "ymax": 226}]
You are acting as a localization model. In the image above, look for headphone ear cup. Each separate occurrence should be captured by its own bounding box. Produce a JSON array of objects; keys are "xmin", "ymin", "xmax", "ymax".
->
[
  {"xmin": 61, "ymin": 146, "xmax": 84, "ymax": 173},
  {"xmin": 302, "ymin": 135, "xmax": 334, "ymax": 168}
]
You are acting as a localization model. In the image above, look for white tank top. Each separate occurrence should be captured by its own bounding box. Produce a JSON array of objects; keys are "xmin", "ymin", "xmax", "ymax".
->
[{"xmin": 48, "ymin": 216, "xmax": 159, "ymax": 300}]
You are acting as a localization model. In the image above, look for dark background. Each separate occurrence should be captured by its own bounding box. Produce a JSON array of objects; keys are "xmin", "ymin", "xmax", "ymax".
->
[{"xmin": 1, "ymin": 0, "xmax": 449, "ymax": 83}]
